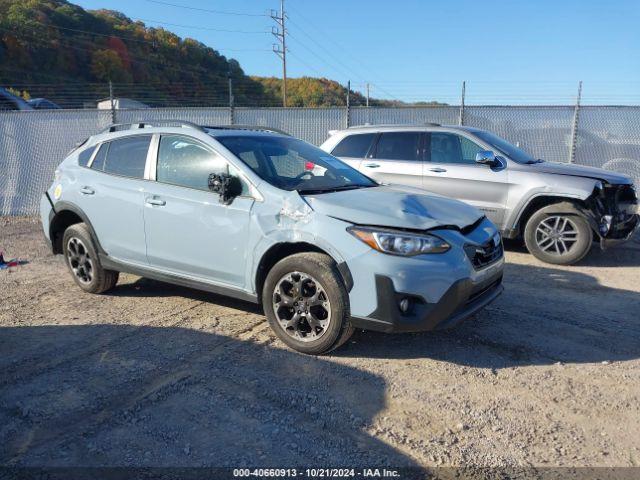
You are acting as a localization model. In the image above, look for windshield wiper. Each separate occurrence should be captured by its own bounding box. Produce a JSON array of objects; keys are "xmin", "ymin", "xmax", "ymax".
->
[{"xmin": 298, "ymin": 184, "xmax": 373, "ymax": 195}]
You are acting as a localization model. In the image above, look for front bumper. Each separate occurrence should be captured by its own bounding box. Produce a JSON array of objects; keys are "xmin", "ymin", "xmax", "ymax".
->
[
  {"xmin": 350, "ymin": 269, "xmax": 503, "ymax": 333},
  {"xmin": 345, "ymin": 217, "xmax": 505, "ymax": 333},
  {"xmin": 601, "ymin": 213, "xmax": 639, "ymax": 248}
]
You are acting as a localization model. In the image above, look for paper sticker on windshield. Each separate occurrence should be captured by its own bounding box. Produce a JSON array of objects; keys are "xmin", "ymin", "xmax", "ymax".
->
[{"xmin": 320, "ymin": 156, "xmax": 350, "ymax": 170}]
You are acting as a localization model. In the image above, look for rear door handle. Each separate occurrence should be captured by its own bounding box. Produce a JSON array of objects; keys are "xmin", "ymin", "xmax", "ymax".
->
[
  {"xmin": 80, "ymin": 186, "xmax": 95, "ymax": 195},
  {"xmin": 429, "ymin": 168, "xmax": 447, "ymax": 173},
  {"xmin": 146, "ymin": 198, "xmax": 166, "ymax": 206},
  {"xmin": 364, "ymin": 163, "xmax": 380, "ymax": 168}
]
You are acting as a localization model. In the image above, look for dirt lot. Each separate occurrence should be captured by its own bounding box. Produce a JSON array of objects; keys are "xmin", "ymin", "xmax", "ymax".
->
[{"xmin": 1, "ymin": 216, "xmax": 639, "ymax": 469}]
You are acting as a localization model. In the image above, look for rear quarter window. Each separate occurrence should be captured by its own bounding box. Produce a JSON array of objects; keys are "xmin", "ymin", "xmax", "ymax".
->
[
  {"xmin": 91, "ymin": 135, "xmax": 151, "ymax": 179},
  {"xmin": 78, "ymin": 146, "xmax": 96, "ymax": 167},
  {"xmin": 331, "ymin": 133, "xmax": 376, "ymax": 158}
]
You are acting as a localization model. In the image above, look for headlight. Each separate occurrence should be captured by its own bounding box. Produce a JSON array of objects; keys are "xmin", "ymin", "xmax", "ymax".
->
[{"xmin": 347, "ymin": 226, "xmax": 450, "ymax": 256}]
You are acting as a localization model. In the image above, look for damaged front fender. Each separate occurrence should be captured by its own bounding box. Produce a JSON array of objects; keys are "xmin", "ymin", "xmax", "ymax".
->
[{"xmin": 247, "ymin": 190, "xmax": 361, "ymax": 294}]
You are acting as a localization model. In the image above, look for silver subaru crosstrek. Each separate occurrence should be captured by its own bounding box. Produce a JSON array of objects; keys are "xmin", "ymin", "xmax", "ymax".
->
[{"xmin": 321, "ymin": 124, "xmax": 639, "ymax": 265}]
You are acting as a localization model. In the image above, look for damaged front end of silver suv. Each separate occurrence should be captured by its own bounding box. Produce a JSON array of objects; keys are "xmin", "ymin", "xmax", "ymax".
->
[{"xmin": 584, "ymin": 182, "xmax": 640, "ymax": 248}]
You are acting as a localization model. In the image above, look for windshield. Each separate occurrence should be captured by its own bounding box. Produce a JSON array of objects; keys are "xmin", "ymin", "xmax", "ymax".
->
[
  {"xmin": 215, "ymin": 135, "xmax": 377, "ymax": 193},
  {"xmin": 473, "ymin": 130, "xmax": 538, "ymax": 164}
]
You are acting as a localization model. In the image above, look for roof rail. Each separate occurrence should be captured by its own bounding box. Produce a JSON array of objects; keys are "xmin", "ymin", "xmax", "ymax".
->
[
  {"xmin": 348, "ymin": 122, "xmax": 442, "ymax": 129},
  {"xmin": 204, "ymin": 124, "xmax": 291, "ymax": 136},
  {"xmin": 98, "ymin": 120, "xmax": 205, "ymax": 134}
]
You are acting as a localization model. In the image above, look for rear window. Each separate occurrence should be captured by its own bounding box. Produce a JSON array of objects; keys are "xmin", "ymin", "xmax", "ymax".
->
[
  {"xmin": 374, "ymin": 132, "xmax": 422, "ymax": 161},
  {"xmin": 331, "ymin": 133, "xmax": 376, "ymax": 158},
  {"xmin": 78, "ymin": 146, "xmax": 96, "ymax": 167},
  {"xmin": 92, "ymin": 135, "xmax": 151, "ymax": 179}
]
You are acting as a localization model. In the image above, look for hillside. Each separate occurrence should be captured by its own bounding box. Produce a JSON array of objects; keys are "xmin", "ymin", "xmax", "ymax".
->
[{"xmin": 0, "ymin": 0, "xmax": 444, "ymax": 108}]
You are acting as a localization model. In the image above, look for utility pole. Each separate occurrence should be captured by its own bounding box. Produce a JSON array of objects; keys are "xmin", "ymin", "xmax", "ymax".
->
[
  {"xmin": 108, "ymin": 79, "xmax": 116, "ymax": 124},
  {"xmin": 228, "ymin": 74, "xmax": 235, "ymax": 125},
  {"xmin": 271, "ymin": 0, "xmax": 287, "ymax": 107},
  {"xmin": 458, "ymin": 80, "xmax": 466, "ymax": 126},
  {"xmin": 366, "ymin": 83, "xmax": 370, "ymax": 107},
  {"xmin": 346, "ymin": 80, "xmax": 351, "ymax": 128}
]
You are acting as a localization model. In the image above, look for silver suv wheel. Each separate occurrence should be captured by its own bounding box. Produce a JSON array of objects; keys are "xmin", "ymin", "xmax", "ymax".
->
[
  {"xmin": 524, "ymin": 204, "xmax": 593, "ymax": 265},
  {"xmin": 272, "ymin": 271, "xmax": 332, "ymax": 342},
  {"xmin": 534, "ymin": 215, "xmax": 579, "ymax": 256}
]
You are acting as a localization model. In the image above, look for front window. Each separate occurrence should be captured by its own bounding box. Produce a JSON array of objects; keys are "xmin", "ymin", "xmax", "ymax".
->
[
  {"xmin": 473, "ymin": 130, "xmax": 537, "ymax": 164},
  {"xmin": 156, "ymin": 135, "xmax": 249, "ymax": 194},
  {"xmin": 216, "ymin": 135, "xmax": 377, "ymax": 194},
  {"xmin": 429, "ymin": 132, "xmax": 484, "ymax": 165}
]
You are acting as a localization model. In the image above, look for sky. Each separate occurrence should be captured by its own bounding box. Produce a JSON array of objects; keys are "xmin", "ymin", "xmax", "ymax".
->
[{"xmin": 73, "ymin": 0, "xmax": 640, "ymax": 104}]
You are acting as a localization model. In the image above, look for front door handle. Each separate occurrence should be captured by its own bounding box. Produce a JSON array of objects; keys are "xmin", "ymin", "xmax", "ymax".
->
[
  {"xmin": 364, "ymin": 163, "xmax": 380, "ymax": 168},
  {"xmin": 146, "ymin": 198, "xmax": 166, "ymax": 206},
  {"xmin": 429, "ymin": 168, "xmax": 447, "ymax": 173},
  {"xmin": 80, "ymin": 186, "xmax": 95, "ymax": 195}
]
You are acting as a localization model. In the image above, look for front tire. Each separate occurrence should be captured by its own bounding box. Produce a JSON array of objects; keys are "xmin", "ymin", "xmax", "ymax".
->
[
  {"xmin": 262, "ymin": 252, "xmax": 353, "ymax": 355},
  {"xmin": 524, "ymin": 204, "xmax": 593, "ymax": 265},
  {"xmin": 62, "ymin": 223, "xmax": 119, "ymax": 293}
]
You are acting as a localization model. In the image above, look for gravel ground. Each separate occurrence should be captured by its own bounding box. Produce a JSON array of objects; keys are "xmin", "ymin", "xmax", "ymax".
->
[{"xmin": 1, "ymin": 216, "xmax": 639, "ymax": 469}]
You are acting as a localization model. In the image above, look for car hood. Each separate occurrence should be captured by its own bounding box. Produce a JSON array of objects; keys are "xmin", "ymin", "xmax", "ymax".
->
[
  {"xmin": 526, "ymin": 161, "xmax": 633, "ymax": 184},
  {"xmin": 303, "ymin": 185, "xmax": 484, "ymax": 230}
]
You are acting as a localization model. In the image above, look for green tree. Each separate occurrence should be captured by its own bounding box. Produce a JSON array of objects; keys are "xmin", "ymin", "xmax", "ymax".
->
[{"xmin": 90, "ymin": 48, "xmax": 130, "ymax": 82}]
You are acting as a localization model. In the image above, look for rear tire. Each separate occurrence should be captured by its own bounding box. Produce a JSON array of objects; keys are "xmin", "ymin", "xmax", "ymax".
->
[
  {"xmin": 62, "ymin": 223, "xmax": 119, "ymax": 293},
  {"xmin": 524, "ymin": 204, "xmax": 593, "ymax": 265},
  {"xmin": 262, "ymin": 252, "xmax": 353, "ymax": 355}
]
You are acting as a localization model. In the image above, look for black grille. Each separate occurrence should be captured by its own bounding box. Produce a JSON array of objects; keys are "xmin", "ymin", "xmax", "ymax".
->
[{"xmin": 464, "ymin": 235, "xmax": 503, "ymax": 270}]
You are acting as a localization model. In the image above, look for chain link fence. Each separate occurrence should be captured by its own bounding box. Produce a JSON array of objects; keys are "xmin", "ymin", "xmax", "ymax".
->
[{"xmin": 2, "ymin": 105, "xmax": 640, "ymax": 215}]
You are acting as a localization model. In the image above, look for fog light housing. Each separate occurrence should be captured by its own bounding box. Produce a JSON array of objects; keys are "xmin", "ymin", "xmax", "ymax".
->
[
  {"xmin": 399, "ymin": 298, "xmax": 411, "ymax": 313},
  {"xmin": 599, "ymin": 215, "xmax": 613, "ymax": 235}
]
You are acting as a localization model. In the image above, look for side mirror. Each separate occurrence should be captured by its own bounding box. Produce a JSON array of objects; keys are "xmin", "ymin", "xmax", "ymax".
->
[
  {"xmin": 208, "ymin": 173, "xmax": 243, "ymax": 204},
  {"xmin": 475, "ymin": 150, "xmax": 497, "ymax": 166}
]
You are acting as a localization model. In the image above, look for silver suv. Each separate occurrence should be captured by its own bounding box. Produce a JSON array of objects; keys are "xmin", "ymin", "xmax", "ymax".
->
[{"xmin": 321, "ymin": 124, "xmax": 639, "ymax": 265}]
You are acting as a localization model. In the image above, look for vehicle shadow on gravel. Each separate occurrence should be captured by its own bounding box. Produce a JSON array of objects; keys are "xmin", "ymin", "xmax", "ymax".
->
[
  {"xmin": 0, "ymin": 325, "xmax": 418, "ymax": 468},
  {"xmin": 105, "ymin": 277, "xmax": 264, "ymax": 314},
  {"xmin": 338, "ymin": 262, "xmax": 640, "ymax": 368},
  {"xmin": 502, "ymin": 236, "xmax": 640, "ymax": 267}
]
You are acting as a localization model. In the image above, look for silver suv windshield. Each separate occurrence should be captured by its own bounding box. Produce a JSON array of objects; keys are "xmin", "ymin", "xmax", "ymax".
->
[
  {"xmin": 473, "ymin": 130, "xmax": 540, "ymax": 164},
  {"xmin": 216, "ymin": 135, "xmax": 377, "ymax": 193}
]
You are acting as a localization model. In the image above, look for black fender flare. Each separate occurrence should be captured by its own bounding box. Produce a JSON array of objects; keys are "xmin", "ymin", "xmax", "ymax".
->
[{"xmin": 49, "ymin": 201, "xmax": 106, "ymax": 255}]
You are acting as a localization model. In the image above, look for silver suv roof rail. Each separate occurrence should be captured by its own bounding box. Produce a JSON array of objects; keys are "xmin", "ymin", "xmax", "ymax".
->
[
  {"xmin": 99, "ymin": 121, "xmax": 290, "ymax": 136},
  {"xmin": 348, "ymin": 122, "xmax": 442, "ymax": 129},
  {"xmin": 99, "ymin": 120, "xmax": 206, "ymax": 134},
  {"xmin": 204, "ymin": 124, "xmax": 291, "ymax": 136}
]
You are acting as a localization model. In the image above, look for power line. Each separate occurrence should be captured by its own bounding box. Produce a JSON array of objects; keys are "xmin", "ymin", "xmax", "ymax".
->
[
  {"xmin": 0, "ymin": 27, "xmax": 269, "ymax": 79},
  {"xmin": 5, "ymin": 22, "xmax": 270, "ymax": 51},
  {"xmin": 287, "ymin": 50, "xmax": 324, "ymax": 77},
  {"xmin": 143, "ymin": 0, "xmax": 268, "ymax": 17},
  {"xmin": 285, "ymin": 3, "xmax": 400, "ymax": 101},
  {"xmin": 286, "ymin": 32, "xmax": 353, "ymax": 81},
  {"xmin": 135, "ymin": 17, "xmax": 270, "ymax": 34}
]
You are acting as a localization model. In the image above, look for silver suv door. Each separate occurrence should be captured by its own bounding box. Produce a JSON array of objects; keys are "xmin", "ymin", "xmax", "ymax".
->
[
  {"xmin": 80, "ymin": 135, "xmax": 152, "ymax": 263},
  {"xmin": 360, "ymin": 131, "xmax": 425, "ymax": 188},
  {"xmin": 422, "ymin": 131, "xmax": 508, "ymax": 226},
  {"xmin": 143, "ymin": 134, "xmax": 253, "ymax": 288}
]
